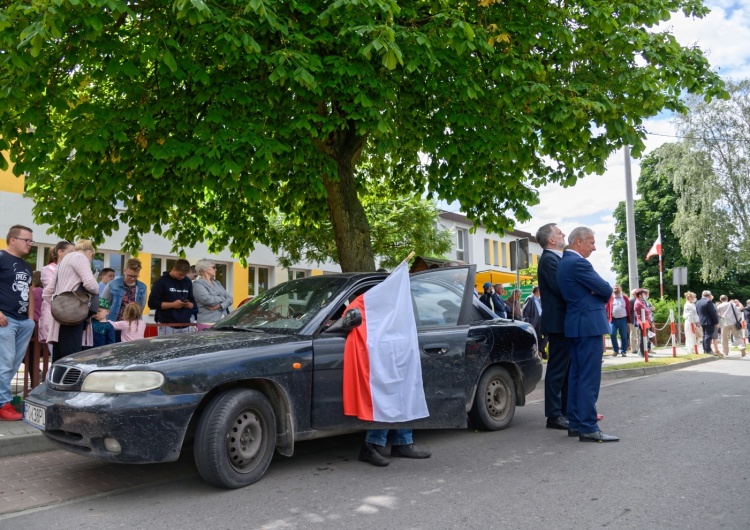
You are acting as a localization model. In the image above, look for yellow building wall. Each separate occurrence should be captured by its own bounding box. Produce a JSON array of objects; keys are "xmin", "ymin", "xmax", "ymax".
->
[
  {"xmin": 0, "ymin": 152, "xmax": 24, "ymax": 194},
  {"xmin": 233, "ymin": 261, "xmax": 249, "ymax": 306},
  {"xmin": 136, "ymin": 252, "xmax": 152, "ymax": 315}
]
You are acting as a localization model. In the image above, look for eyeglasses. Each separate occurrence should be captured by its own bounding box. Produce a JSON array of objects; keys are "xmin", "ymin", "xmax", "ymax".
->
[
  {"xmin": 124, "ymin": 274, "xmax": 140, "ymax": 279},
  {"xmin": 14, "ymin": 237, "xmax": 34, "ymax": 244}
]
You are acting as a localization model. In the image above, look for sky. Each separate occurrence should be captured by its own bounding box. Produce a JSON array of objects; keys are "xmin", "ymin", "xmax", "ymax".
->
[{"xmin": 513, "ymin": 0, "xmax": 750, "ymax": 286}]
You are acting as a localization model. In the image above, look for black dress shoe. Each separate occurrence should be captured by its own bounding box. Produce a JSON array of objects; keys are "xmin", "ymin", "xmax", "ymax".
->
[
  {"xmin": 546, "ymin": 416, "xmax": 569, "ymax": 430},
  {"xmin": 390, "ymin": 444, "xmax": 431, "ymax": 459},
  {"xmin": 621, "ymin": 353, "xmax": 627, "ymax": 357},
  {"xmin": 567, "ymin": 429, "xmax": 580, "ymax": 437},
  {"xmin": 358, "ymin": 442, "xmax": 391, "ymax": 466},
  {"xmin": 579, "ymin": 431, "xmax": 619, "ymax": 443}
]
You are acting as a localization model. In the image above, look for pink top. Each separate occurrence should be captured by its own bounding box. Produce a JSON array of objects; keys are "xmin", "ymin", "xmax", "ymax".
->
[
  {"xmin": 108, "ymin": 320, "xmax": 147, "ymax": 342},
  {"xmin": 38, "ymin": 262, "xmax": 57, "ymax": 343},
  {"xmin": 42, "ymin": 252, "xmax": 99, "ymax": 345}
]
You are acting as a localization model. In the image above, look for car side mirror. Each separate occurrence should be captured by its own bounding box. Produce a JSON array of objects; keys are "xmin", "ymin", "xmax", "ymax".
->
[{"xmin": 324, "ymin": 308, "xmax": 363, "ymax": 333}]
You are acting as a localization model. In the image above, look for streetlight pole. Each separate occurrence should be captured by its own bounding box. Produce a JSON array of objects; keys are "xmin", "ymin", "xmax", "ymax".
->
[{"xmin": 624, "ymin": 145, "xmax": 639, "ymax": 293}]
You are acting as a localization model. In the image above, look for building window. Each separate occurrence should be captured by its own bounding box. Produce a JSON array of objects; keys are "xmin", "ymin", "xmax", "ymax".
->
[
  {"xmin": 456, "ymin": 229, "xmax": 467, "ymax": 262},
  {"xmin": 248, "ymin": 266, "xmax": 271, "ymax": 297},
  {"xmin": 288, "ymin": 269, "xmax": 307, "ymax": 282},
  {"xmin": 501, "ymin": 243, "xmax": 508, "ymax": 268},
  {"xmin": 484, "ymin": 239, "xmax": 491, "ymax": 265},
  {"xmin": 493, "ymin": 241, "xmax": 499, "ymax": 266}
]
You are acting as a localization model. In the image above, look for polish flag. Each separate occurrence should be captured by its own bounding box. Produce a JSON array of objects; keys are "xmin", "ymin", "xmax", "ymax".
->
[
  {"xmin": 342, "ymin": 260, "xmax": 429, "ymax": 422},
  {"xmin": 646, "ymin": 233, "xmax": 662, "ymax": 260}
]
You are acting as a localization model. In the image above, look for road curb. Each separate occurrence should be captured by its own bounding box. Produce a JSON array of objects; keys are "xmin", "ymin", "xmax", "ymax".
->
[
  {"xmin": 0, "ymin": 432, "xmax": 55, "ymax": 459},
  {"xmin": 601, "ymin": 355, "xmax": 719, "ymax": 381}
]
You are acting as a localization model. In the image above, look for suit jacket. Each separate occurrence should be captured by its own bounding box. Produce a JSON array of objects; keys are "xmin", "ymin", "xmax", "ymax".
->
[
  {"xmin": 538, "ymin": 249, "xmax": 566, "ymax": 334},
  {"xmin": 695, "ymin": 297, "xmax": 719, "ymax": 326},
  {"xmin": 556, "ymin": 250, "xmax": 613, "ymax": 338}
]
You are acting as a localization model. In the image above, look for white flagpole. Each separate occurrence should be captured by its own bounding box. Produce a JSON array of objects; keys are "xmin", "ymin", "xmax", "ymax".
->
[{"xmin": 658, "ymin": 224, "xmax": 664, "ymax": 298}]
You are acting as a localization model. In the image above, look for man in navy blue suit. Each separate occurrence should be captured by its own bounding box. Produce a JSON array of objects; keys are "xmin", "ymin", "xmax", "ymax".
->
[
  {"xmin": 557, "ymin": 227, "xmax": 618, "ymax": 442},
  {"xmin": 695, "ymin": 290, "xmax": 719, "ymax": 354},
  {"xmin": 536, "ymin": 223, "xmax": 570, "ymax": 431}
]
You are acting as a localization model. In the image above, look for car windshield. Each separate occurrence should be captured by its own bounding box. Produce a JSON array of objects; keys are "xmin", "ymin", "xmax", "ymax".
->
[{"xmin": 215, "ymin": 276, "xmax": 349, "ymax": 333}]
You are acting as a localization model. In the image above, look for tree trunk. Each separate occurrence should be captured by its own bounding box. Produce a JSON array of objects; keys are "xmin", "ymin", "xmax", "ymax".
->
[{"xmin": 322, "ymin": 156, "xmax": 375, "ymax": 272}]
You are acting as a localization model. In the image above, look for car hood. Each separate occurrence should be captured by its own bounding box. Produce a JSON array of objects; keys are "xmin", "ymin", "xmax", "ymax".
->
[{"xmin": 56, "ymin": 330, "xmax": 304, "ymax": 369}]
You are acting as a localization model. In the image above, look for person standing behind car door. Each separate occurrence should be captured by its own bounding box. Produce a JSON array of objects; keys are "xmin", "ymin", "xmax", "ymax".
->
[{"xmin": 148, "ymin": 259, "xmax": 195, "ymax": 335}]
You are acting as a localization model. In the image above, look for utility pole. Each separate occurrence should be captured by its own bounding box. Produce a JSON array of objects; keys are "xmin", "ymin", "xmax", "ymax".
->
[{"xmin": 624, "ymin": 146, "xmax": 639, "ymax": 293}]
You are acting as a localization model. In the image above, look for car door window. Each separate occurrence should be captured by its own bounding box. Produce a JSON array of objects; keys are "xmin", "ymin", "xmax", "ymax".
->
[{"xmin": 411, "ymin": 272, "xmax": 466, "ymax": 328}]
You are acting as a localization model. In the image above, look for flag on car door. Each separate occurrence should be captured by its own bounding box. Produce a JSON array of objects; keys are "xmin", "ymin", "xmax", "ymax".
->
[{"xmin": 342, "ymin": 260, "xmax": 429, "ymax": 422}]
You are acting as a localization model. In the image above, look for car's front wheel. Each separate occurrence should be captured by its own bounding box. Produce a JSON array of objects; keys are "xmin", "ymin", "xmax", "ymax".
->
[
  {"xmin": 194, "ymin": 388, "xmax": 277, "ymax": 489},
  {"xmin": 469, "ymin": 366, "xmax": 516, "ymax": 430}
]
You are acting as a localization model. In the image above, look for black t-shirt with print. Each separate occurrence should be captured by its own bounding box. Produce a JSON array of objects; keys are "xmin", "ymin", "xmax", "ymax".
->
[{"xmin": 0, "ymin": 250, "xmax": 32, "ymax": 320}]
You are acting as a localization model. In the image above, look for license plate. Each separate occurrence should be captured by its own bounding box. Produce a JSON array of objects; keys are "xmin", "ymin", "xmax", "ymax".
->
[{"xmin": 23, "ymin": 402, "xmax": 46, "ymax": 430}]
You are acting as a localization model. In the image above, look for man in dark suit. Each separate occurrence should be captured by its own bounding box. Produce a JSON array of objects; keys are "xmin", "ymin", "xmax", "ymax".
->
[
  {"xmin": 522, "ymin": 286, "xmax": 548, "ymax": 357},
  {"xmin": 557, "ymin": 227, "xmax": 617, "ymax": 442},
  {"xmin": 535, "ymin": 223, "xmax": 570, "ymax": 431},
  {"xmin": 695, "ymin": 290, "xmax": 719, "ymax": 354}
]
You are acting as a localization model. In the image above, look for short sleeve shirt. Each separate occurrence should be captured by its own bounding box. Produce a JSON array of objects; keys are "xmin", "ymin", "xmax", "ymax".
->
[{"xmin": 0, "ymin": 250, "xmax": 33, "ymax": 320}]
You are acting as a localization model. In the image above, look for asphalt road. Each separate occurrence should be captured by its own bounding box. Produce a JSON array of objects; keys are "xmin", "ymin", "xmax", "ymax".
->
[{"xmin": 3, "ymin": 358, "xmax": 749, "ymax": 529}]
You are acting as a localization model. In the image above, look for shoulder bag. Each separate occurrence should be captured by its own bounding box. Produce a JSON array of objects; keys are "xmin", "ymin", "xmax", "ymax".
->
[{"xmin": 51, "ymin": 284, "xmax": 99, "ymax": 326}]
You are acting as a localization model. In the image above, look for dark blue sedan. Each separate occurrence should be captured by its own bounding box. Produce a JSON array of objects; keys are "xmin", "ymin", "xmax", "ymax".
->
[{"xmin": 24, "ymin": 265, "xmax": 542, "ymax": 488}]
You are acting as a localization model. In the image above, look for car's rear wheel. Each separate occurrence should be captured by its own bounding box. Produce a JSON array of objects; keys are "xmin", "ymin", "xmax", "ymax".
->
[
  {"xmin": 469, "ymin": 366, "xmax": 516, "ymax": 430},
  {"xmin": 194, "ymin": 388, "xmax": 276, "ymax": 489}
]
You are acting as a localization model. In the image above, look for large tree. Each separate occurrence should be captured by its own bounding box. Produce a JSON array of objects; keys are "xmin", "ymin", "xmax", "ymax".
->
[
  {"xmin": 0, "ymin": 0, "xmax": 724, "ymax": 271},
  {"xmin": 608, "ymin": 144, "xmax": 750, "ymax": 300},
  {"xmin": 667, "ymin": 79, "xmax": 750, "ymax": 281}
]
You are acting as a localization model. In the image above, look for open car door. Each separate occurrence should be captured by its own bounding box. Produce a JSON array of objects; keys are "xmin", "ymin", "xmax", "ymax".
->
[{"xmin": 310, "ymin": 265, "xmax": 476, "ymax": 431}]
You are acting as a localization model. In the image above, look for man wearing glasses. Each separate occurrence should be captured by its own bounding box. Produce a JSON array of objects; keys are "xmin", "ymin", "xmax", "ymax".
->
[
  {"xmin": 102, "ymin": 258, "xmax": 147, "ymax": 341},
  {"xmin": 0, "ymin": 225, "xmax": 36, "ymax": 420}
]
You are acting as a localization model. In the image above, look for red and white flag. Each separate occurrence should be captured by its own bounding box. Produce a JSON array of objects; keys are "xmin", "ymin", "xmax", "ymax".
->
[
  {"xmin": 646, "ymin": 230, "xmax": 662, "ymax": 261},
  {"xmin": 342, "ymin": 260, "xmax": 429, "ymax": 422}
]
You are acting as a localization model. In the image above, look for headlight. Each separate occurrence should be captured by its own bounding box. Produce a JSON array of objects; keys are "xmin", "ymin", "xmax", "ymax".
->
[{"xmin": 81, "ymin": 371, "xmax": 165, "ymax": 393}]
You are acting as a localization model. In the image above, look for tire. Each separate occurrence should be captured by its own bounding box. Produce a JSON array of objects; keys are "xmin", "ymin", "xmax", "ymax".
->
[
  {"xmin": 194, "ymin": 388, "xmax": 277, "ymax": 489},
  {"xmin": 468, "ymin": 366, "xmax": 516, "ymax": 431}
]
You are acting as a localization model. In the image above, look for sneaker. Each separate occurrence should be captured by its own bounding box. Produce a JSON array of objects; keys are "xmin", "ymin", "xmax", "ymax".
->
[{"xmin": 0, "ymin": 402, "xmax": 22, "ymax": 421}]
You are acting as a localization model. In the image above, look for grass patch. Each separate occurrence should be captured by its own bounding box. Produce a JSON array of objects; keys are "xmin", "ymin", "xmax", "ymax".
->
[{"xmin": 602, "ymin": 353, "xmax": 711, "ymax": 371}]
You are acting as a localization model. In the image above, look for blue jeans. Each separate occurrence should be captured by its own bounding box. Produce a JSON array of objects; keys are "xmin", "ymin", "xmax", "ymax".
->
[
  {"xmin": 610, "ymin": 317, "xmax": 629, "ymax": 353},
  {"xmin": 0, "ymin": 318, "xmax": 35, "ymax": 405},
  {"xmin": 365, "ymin": 429, "xmax": 413, "ymax": 447}
]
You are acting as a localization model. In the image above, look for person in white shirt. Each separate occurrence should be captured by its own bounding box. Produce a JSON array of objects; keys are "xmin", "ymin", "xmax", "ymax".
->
[{"xmin": 717, "ymin": 295, "xmax": 746, "ymax": 357}]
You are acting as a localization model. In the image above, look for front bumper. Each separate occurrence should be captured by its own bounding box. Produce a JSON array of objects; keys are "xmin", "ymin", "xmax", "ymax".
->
[{"xmin": 25, "ymin": 384, "xmax": 204, "ymax": 463}]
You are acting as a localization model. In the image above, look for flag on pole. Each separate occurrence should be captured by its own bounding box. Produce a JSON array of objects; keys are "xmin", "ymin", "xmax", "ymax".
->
[
  {"xmin": 646, "ymin": 229, "xmax": 662, "ymax": 260},
  {"xmin": 342, "ymin": 260, "xmax": 429, "ymax": 422}
]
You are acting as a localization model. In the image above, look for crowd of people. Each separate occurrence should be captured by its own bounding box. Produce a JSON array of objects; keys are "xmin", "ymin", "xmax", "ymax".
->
[{"xmin": 0, "ymin": 225, "xmax": 234, "ymax": 421}]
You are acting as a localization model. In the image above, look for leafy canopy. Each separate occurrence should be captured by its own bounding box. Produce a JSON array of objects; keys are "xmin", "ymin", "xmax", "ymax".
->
[{"xmin": 0, "ymin": 0, "xmax": 725, "ymax": 270}]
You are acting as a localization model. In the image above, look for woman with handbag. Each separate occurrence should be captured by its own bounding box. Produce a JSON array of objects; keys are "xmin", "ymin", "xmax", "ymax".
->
[
  {"xmin": 42, "ymin": 240, "xmax": 99, "ymax": 362},
  {"xmin": 193, "ymin": 259, "xmax": 233, "ymax": 325}
]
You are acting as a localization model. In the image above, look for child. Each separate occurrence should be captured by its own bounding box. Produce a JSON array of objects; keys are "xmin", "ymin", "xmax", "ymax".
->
[
  {"xmin": 108, "ymin": 302, "xmax": 147, "ymax": 342},
  {"xmin": 91, "ymin": 298, "xmax": 116, "ymax": 348}
]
